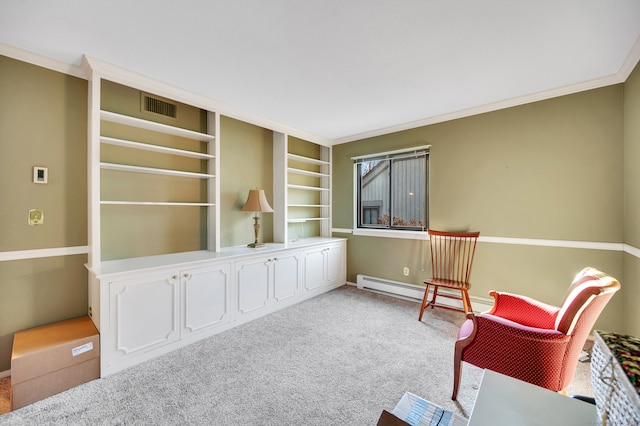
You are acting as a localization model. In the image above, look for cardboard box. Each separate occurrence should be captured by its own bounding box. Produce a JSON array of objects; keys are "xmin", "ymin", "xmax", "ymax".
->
[
  {"xmin": 377, "ymin": 410, "xmax": 410, "ymax": 426},
  {"xmin": 11, "ymin": 316, "xmax": 100, "ymax": 410}
]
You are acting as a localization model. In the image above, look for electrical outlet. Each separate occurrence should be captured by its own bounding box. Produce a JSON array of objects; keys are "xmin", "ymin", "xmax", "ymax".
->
[
  {"xmin": 403, "ymin": 267, "xmax": 410, "ymax": 276},
  {"xmin": 28, "ymin": 209, "xmax": 44, "ymax": 225}
]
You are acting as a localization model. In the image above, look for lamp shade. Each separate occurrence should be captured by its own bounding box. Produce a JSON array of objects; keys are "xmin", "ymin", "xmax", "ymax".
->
[{"xmin": 240, "ymin": 189, "xmax": 273, "ymax": 213}]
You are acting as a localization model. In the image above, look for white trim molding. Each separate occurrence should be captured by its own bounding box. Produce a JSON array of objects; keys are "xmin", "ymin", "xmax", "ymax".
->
[
  {"xmin": 353, "ymin": 228, "xmax": 428, "ymax": 240},
  {"xmin": 338, "ymin": 229, "xmax": 640, "ymax": 259},
  {"xmin": 332, "ymin": 228, "xmax": 354, "ymax": 234},
  {"xmin": 0, "ymin": 42, "xmax": 85, "ymax": 79},
  {"xmin": 82, "ymin": 56, "xmax": 332, "ymax": 147},
  {"xmin": 0, "ymin": 43, "xmax": 332, "ymax": 147},
  {"xmin": 478, "ymin": 235, "xmax": 624, "ymax": 252},
  {"xmin": 0, "ymin": 246, "xmax": 89, "ymax": 262},
  {"xmin": 624, "ymin": 244, "xmax": 640, "ymax": 259},
  {"xmin": 334, "ymin": 36, "xmax": 640, "ymax": 145}
]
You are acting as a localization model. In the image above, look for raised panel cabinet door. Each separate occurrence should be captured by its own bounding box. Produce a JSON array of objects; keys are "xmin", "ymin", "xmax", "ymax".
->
[
  {"xmin": 109, "ymin": 272, "xmax": 179, "ymax": 362},
  {"xmin": 326, "ymin": 244, "xmax": 346, "ymax": 285},
  {"xmin": 304, "ymin": 248, "xmax": 326, "ymax": 291},
  {"xmin": 236, "ymin": 257, "xmax": 271, "ymax": 315},
  {"xmin": 273, "ymin": 252, "xmax": 301, "ymax": 302},
  {"xmin": 182, "ymin": 263, "xmax": 231, "ymax": 336}
]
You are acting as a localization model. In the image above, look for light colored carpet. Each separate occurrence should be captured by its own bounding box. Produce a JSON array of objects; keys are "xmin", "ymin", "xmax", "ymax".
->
[{"xmin": 0, "ymin": 285, "xmax": 593, "ymax": 424}]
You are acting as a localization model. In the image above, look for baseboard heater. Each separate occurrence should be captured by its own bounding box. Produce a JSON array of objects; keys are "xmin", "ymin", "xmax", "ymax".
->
[{"xmin": 355, "ymin": 274, "xmax": 493, "ymax": 313}]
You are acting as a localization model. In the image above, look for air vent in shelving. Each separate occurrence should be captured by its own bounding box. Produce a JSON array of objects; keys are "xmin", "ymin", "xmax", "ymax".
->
[{"xmin": 141, "ymin": 92, "xmax": 177, "ymax": 118}]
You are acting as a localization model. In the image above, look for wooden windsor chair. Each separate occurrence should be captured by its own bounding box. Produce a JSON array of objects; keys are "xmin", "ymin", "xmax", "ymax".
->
[{"xmin": 419, "ymin": 229, "xmax": 480, "ymax": 321}]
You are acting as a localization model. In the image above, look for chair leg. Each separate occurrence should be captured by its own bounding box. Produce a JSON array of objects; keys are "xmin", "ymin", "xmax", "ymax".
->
[
  {"xmin": 452, "ymin": 340, "xmax": 463, "ymax": 400},
  {"xmin": 451, "ymin": 348, "xmax": 462, "ymax": 401},
  {"xmin": 419, "ymin": 284, "xmax": 431, "ymax": 321},
  {"xmin": 430, "ymin": 285, "xmax": 439, "ymax": 309}
]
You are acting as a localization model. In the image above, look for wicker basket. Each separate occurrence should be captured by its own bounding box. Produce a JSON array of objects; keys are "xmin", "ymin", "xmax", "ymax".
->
[{"xmin": 591, "ymin": 331, "xmax": 640, "ymax": 426}]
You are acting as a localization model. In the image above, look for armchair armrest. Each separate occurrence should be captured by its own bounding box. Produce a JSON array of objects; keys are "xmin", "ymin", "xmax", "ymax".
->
[
  {"xmin": 461, "ymin": 314, "xmax": 571, "ymax": 390},
  {"xmin": 479, "ymin": 314, "xmax": 566, "ymax": 337},
  {"xmin": 487, "ymin": 291, "xmax": 560, "ymax": 330}
]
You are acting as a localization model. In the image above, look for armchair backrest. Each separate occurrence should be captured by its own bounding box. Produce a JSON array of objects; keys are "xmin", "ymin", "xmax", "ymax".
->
[{"xmin": 555, "ymin": 267, "xmax": 621, "ymax": 335}]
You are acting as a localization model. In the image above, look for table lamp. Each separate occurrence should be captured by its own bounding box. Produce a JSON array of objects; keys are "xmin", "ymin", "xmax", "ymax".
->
[{"xmin": 240, "ymin": 189, "xmax": 273, "ymax": 248}]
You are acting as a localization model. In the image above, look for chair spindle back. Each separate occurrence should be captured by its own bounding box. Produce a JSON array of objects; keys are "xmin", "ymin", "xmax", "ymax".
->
[{"xmin": 428, "ymin": 229, "xmax": 480, "ymax": 284}]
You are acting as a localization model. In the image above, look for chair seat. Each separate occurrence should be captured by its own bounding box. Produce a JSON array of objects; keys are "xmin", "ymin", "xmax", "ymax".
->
[{"xmin": 424, "ymin": 278, "xmax": 470, "ymax": 290}]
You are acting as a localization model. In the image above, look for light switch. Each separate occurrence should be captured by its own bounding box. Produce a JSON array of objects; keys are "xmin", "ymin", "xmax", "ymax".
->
[{"xmin": 28, "ymin": 209, "xmax": 44, "ymax": 225}]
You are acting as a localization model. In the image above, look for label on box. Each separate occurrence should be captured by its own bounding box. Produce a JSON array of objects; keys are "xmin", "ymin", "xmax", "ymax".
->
[{"xmin": 71, "ymin": 342, "xmax": 94, "ymax": 357}]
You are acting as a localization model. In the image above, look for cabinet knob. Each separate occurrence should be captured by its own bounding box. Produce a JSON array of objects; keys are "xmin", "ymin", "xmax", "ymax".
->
[
  {"xmin": 184, "ymin": 273, "xmax": 191, "ymax": 279},
  {"xmin": 172, "ymin": 275, "xmax": 178, "ymax": 280}
]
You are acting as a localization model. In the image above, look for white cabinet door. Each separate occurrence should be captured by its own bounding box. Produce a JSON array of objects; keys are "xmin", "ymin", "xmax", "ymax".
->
[
  {"xmin": 326, "ymin": 242, "xmax": 346, "ymax": 286},
  {"xmin": 272, "ymin": 251, "xmax": 302, "ymax": 303},
  {"xmin": 236, "ymin": 257, "xmax": 271, "ymax": 316},
  {"xmin": 96, "ymin": 240, "xmax": 345, "ymax": 376},
  {"xmin": 304, "ymin": 247, "xmax": 327, "ymax": 292},
  {"xmin": 181, "ymin": 262, "xmax": 231, "ymax": 337},
  {"xmin": 236, "ymin": 251, "xmax": 303, "ymax": 319},
  {"xmin": 108, "ymin": 271, "xmax": 180, "ymax": 364},
  {"xmin": 304, "ymin": 242, "xmax": 346, "ymax": 295}
]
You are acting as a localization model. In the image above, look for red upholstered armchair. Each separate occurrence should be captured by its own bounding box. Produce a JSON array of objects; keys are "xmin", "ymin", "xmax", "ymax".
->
[{"xmin": 452, "ymin": 267, "xmax": 620, "ymax": 400}]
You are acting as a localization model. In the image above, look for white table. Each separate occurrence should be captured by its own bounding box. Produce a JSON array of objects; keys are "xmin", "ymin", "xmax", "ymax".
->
[{"xmin": 468, "ymin": 369, "xmax": 600, "ymax": 425}]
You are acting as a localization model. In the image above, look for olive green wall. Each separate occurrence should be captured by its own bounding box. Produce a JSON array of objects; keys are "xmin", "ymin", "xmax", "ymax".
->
[
  {"xmin": 97, "ymin": 81, "xmax": 278, "ymax": 256},
  {"xmin": 623, "ymin": 62, "xmax": 640, "ymax": 337},
  {"xmin": 0, "ymin": 57, "xmax": 277, "ymax": 372},
  {"xmin": 100, "ymin": 80, "xmax": 208, "ymax": 260},
  {"xmin": 219, "ymin": 116, "xmax": 274, "ymax": 247},
  {"xmin": 0, "ymin": 56, "xmax": 88, "ymax": 372},
  {"xmin": 333, "ymin": 84, "xmax": 628, "ymax": 333},
  {"xmin": 1, "ymin": 53, "xmax": 638, "ymax": 372}
]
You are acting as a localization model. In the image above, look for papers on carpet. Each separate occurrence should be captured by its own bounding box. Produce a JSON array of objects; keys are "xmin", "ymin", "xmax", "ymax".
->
[{"xmin": 392, "ymin": 392, "xmax": 467, "ymax": 426}]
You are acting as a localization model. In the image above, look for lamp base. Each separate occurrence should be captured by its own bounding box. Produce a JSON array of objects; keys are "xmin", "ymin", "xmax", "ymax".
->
[{"xmin": 247, "ymin": 242, "xmax": 266, "ymax": 248}]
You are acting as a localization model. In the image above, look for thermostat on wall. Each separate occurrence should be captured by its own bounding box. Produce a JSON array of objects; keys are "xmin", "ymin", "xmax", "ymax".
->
[{"xmin": 33, "ymin": 166, "xmax": 48, "ymax": 184}]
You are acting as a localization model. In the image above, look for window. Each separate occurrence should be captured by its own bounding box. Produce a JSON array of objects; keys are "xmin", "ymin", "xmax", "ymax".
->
[{"xmin": 354, "ymin": 146, "xmax": 429, "ymax": 231}]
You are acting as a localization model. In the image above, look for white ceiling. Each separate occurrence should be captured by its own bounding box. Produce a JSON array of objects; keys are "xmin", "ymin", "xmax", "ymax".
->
[{"xmin": 1, "ymin": 1, "xmax": 639, "ymax": 144}]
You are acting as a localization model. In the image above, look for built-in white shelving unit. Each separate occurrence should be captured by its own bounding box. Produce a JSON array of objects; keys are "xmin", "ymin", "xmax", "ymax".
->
[
  {"xmin": 84, "ymin": 58, "xmax": 220, "ymax": 268},
  {"xmin": 98, "ymin": 111, "xmax": 217, "ymax": 203},
  {"xmin": 83, "ymin": 57, "xmax": 345, "ymax": 379},
  {"xmin": 274, "ymin": 132, "xmax": 332, "ymax": 242}
]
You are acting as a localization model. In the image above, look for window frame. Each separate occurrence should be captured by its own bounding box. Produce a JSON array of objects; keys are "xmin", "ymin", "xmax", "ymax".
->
[{"xmin": 352, "ymin": 145, "xmax": 430, "ymax": 235}]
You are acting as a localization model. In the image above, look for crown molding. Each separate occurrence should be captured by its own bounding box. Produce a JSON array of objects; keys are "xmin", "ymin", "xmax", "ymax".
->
[
  {"xmin": 334, "ymin": 36, "xmax": 640, "ymax": 145},
  {"xmin": 3, "ymin": 36, "xmax": 639, "ymax": 148},
  {"xmin": 333, "ymin": 72, "xmax": 625, "ymax": 144},
  {"xmin": 0, "ymin": 43, "xmax": 331, "ymax": 147},
  {"xmin": 82, "ymin": 55, "xmax": 332, "ymax": 147},
  {"xmin": 0, "ymin": 42, "xmax": 86, "ymax": 79},
  {"xmin": 619, "ymin": 34, "xmax": 640, "ymax": 81}
]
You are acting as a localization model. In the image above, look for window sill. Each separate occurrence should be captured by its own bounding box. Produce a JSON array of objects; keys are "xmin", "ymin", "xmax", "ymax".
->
[{"xmin": 352, "ymin": 228, "xmax": 428, "ymax": 240}]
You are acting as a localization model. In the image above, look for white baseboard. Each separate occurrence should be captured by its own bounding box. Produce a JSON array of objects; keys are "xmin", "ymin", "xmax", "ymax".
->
[{"xmin": 0, "ymin": 369, "xmax": 10, "ymax": 379}]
